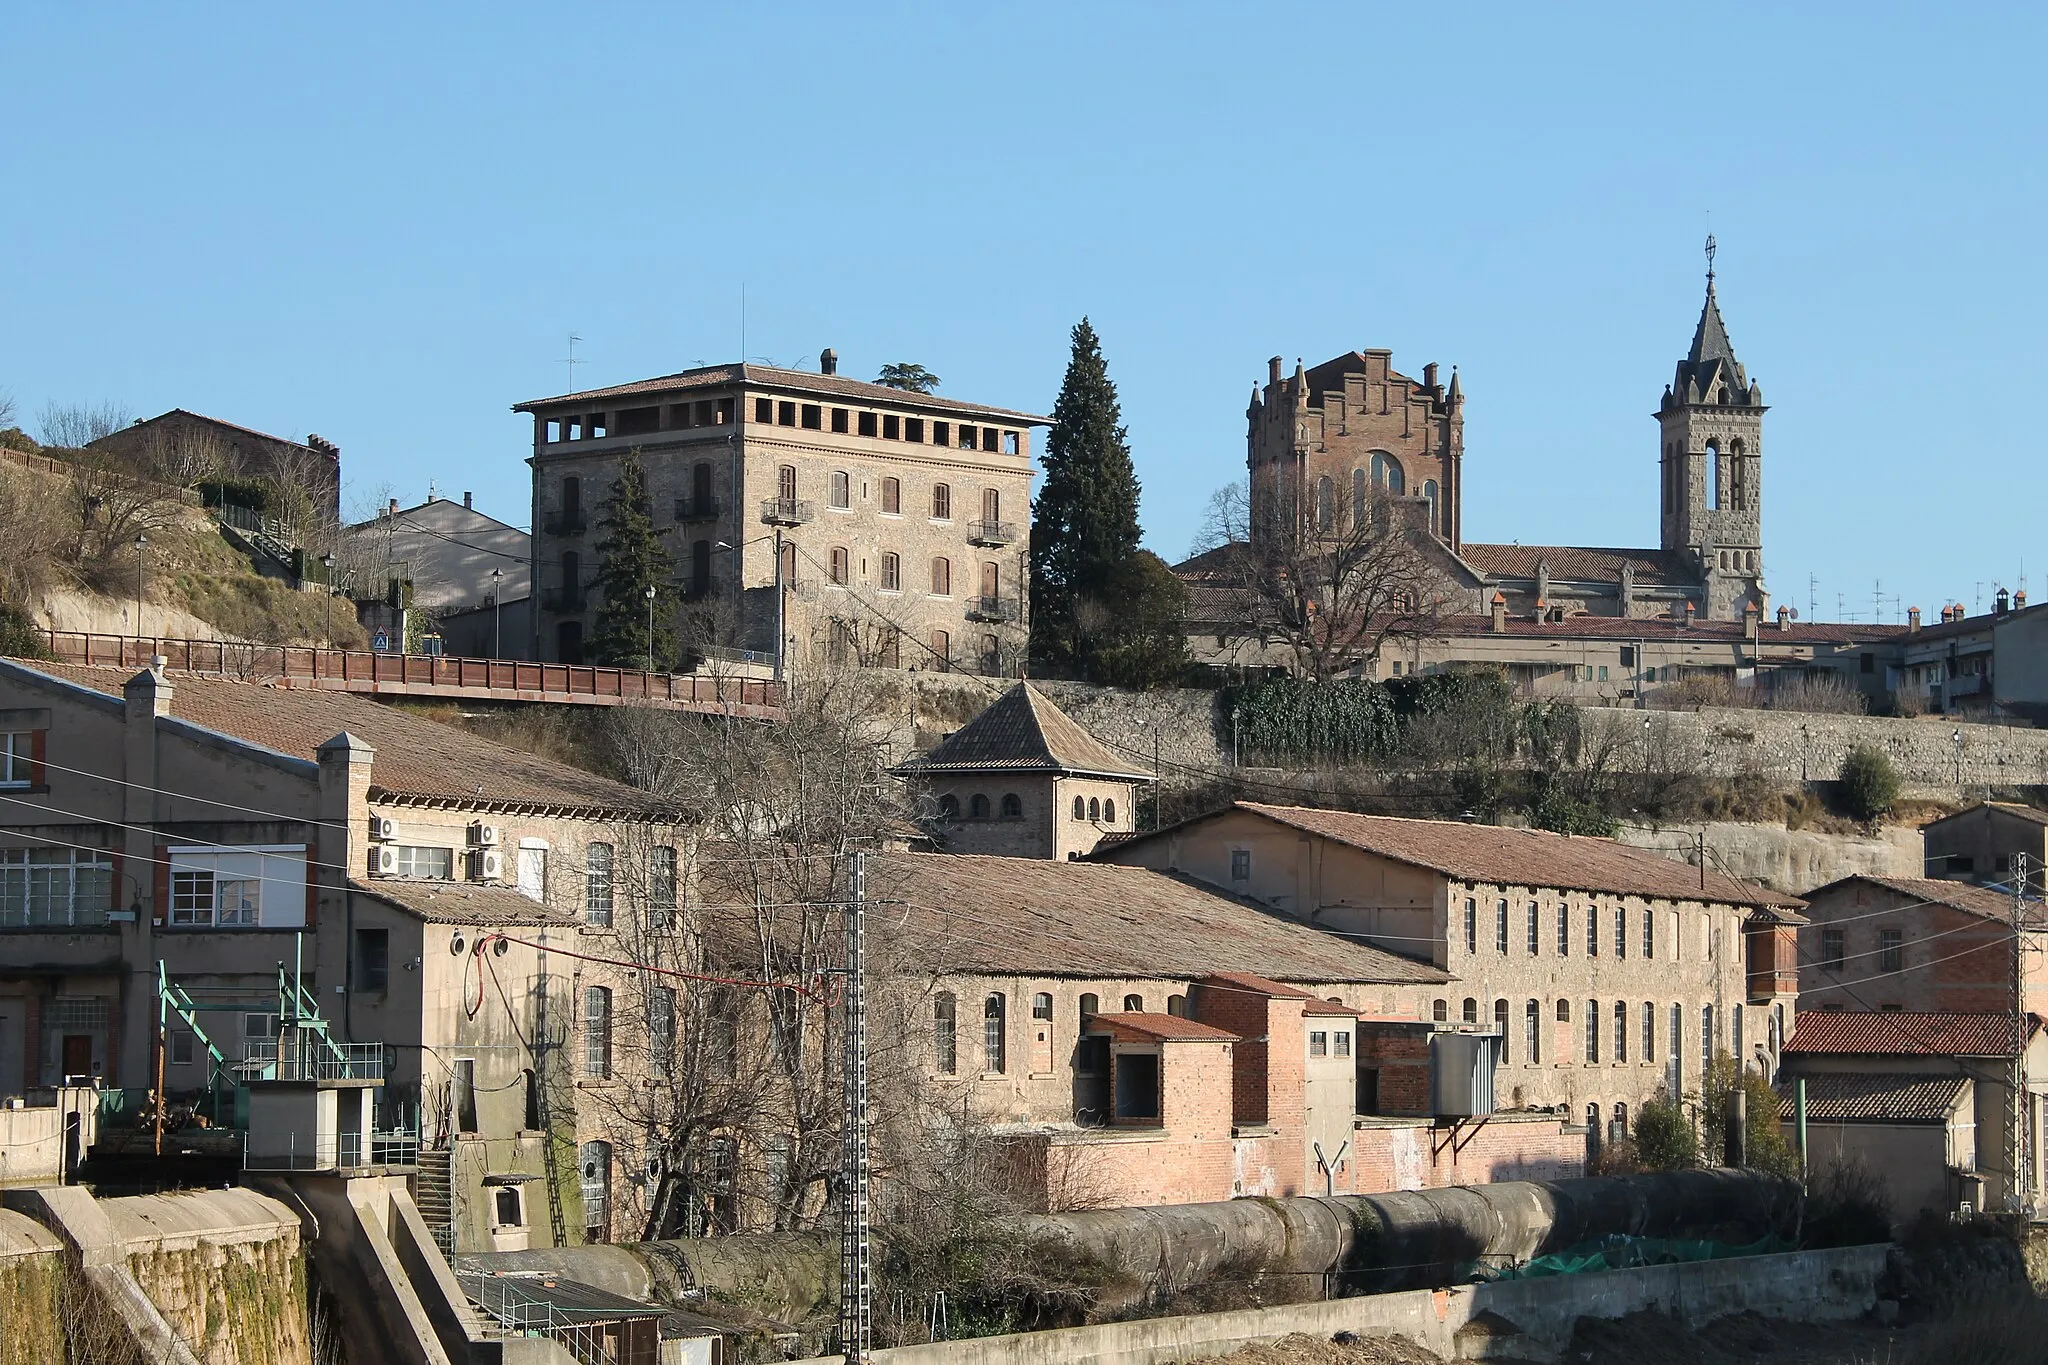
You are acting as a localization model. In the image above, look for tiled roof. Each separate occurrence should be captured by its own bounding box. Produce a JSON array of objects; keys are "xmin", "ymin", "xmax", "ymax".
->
[
  {"xmin": 1118, "ymin": 802, "xmax": 1802, "ymax": 911},
  {"xmin": 1457, "ymin": 544, "xmax": 1692, "ymax": 586},
  {"xmin": 1810, "ymin": 876, "xmax": 2018, "ymax": 924},
  {"xmin": 351, "ymin": 879, "xmax": 577, "ymax": 927},
  {"xmin": 1197, "ymin": 970, "xmax": 1356, "ymax": 1015},
  {"xmin": 1923, "ymin": 802, "xmax": 2048, "ymax": 830},
  {"xmin": 514, "ymin": 362, "xmax": 1049, "ymax": 425},
  {"xmin": 1784, "ymin": 1010, "xmax": 2035, "ymax": 1058},
  {"xmin": 891, "ymin": 683, "xmax": 1152, "ymax": 781},
  {"xmin": 1089, "ymin": 1011, "xmax": 1238, "ymax": 1043},
  {"xmin": 1892, "ymin": 600, "xmax": 2048, "ymax": 645},
  {"xmin": 8, "ymin": 662, "xmax": 678, "ymax": 818},
  {"xmin": 1367, "ymin": 613, "xmax": 1891, "ymax": 645},
  {"xmin": 761, "ymin": 852, "xmax": 1449, "ymax": 985},
  {"xmin": 1774, "ymin": 1072, "xmax": 1970, "ymax": 1124}
]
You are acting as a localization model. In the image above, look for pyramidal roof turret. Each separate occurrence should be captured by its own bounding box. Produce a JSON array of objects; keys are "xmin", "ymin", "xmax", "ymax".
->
[
  {"xmin": 891, "ymin": 682, "xmax": 1152, "ymax": 781},
  {"xmin": 1670, "ymin": 235, "xmax": 1756, "ymax": 403}
]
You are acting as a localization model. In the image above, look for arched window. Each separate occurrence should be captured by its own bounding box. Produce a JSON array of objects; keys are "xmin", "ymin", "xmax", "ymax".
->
[
  {"xmin": 777, "ymin": 464, "xmax": 797, "ymax": 502},
  {"xmin": 779, "ymin": 540, "xmax": 797, "ymax": 586},
  {"xmin": 583, "ymin": 987, "xmax": 612, "ymax": 1078},
  {"xmin": 1705, "ymin": 441, "xmax": 1720, "ymax": 510},
  {"xmin": 1584, "ymin": 1104, "xmax": 1601, "ymax": 1156},
  {"xmin": 931, "ymin": 557, "xmax": 951, "ymax": 595},
  {"xmin": 1000, "ymin": 793, "xmax": 1022, "ymax": 819},
  {"xmin": 1072, "ymin": 795, "xmax": 1086, "ymax": 820},
  {"xmin": 1643, "ymin": 1002, "xmax": 1656, "ymax": 1063},
  {"xmin": 938, "ymin": 794, "xmax": 959, "ymax": 821},
  {"xmin": 1493, "ymin": 999, "xmax": 1508, "ymax": 1046},
  {"xmin": 1166, "ymin": 995, "xmax": 1187, "ymax": 1017},
  {"xmin": 1124, "ymin": 994, "xmax": 1144, "ymax": 1012},
  {"xmin": 1525, "ymin": 1000, "xmax": 1541, "ymax": 1064},
  {"xmin": 1432, "ymin": 998, "xmax": 1449, "ymax": 1023},
  {"xmin": 829, "ymin": 470, "xmax": 850, "ymax": 509},
  {"xmin": 969, "ymin": 793, "xmax": 990, "ymax": 820},
  {"xmin": 579, "ymin": 1140, "xmax": 612, "ymax": 1240},
  {"xmin": 1315, "ymin": 475, "xmax": 1334, "ymax": 531},
  {"xmin": 881, "ymin": 477, "xmax": 901, "ymax": 514},
  {"xmin": 495, "ymin": 1185, "xmax": 523, "ymax": 1228},
  {"xmin": 561, "ymin": 475, "xmax": 582, "ymax": 518},
  {"xmin": 1103, "ymin": 798, "xmax": 1117, "ymax": 823},
  {"xmin": 584, "ymin": 843, "xmax": 613, "ymax": 926},
  {"xmin": 691, "ymin": 460, "xmax": 712, "ymax": 511},
  {"xmin": 881, "ymin": 551, "xmax": 900, "ymax": 592},
  {"xmin": 1461, "ymin": 998, "xmax": 1478, "ymax": 1024},
  {"xmin": 1586, "ymin": 1001, "xmax": 1600, "ymax": 1062},
  {"xmin": 1078, "ymin": 993, "xmax": 1099, "ymax": 1024},
  {"xmin": 981, "ymin": 562, "xmax": 999, "ymax": 599},
  {"xmin": 1352, "ymin": 468, "xmax": 1368, "ymax": 529},
  {"xmin": 982, "ymin": 488, "xmax": 1001, "ymax": 522},
  {"xmin": 1087, "ymin": 797, "xmax": 1101, "ymax": 820},
  {"xmin": 982, "ymin": 994, "xmax": 1006, "ymax": 1073},
  {"xmin": 561, "ymin": 548, "xmax": 580, "ymax": 595},
  {"xmin": 931, "ymin": 483, "xmax": 952, "ymax": 519},
  {"xmin": 929, "ymin": 629, "xmax": 951, "ymax": 670},
  {"xmin": 1614, "ymin": 1001, "xmax": 1629, "ymax": 1063},
  {"xmin": 1556, "ymin": 999, "xmax": 1570, "ymax": 1022},
  {"xmin": 829, "ymin": 547, "xmax": 849, "ymax": 585},
  {"xmin": 1371, "ymin": 451, "xmax": 1405, "ymax": 494},
  {"xmin": 1421, "ymin": 479, "xmax": 1439, "ymax": 533}
]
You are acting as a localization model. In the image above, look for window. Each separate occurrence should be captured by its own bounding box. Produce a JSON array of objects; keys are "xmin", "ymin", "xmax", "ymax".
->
[
  {"xmin": 755, "ymin": 398, "xmax": 774, "ymax": 423},
  {"xmin": 1309, "ymin": 1031, "xmax": 1328, "ymax": 1057},
  {"xmin": 495, "ymin": 1186, "xmax": 524, "ymax": 1228},
  {"xmin": 0, "ymin": 731, "xmax": 36, "ymax": 787},
  {"xmin": 980, "ymin": 561, "xmax": 999, "ymax": 601},
  {"xmin": 969, "ymin": 793, "xmax": 990, "ymax": 820},
  {"xmin": 930, "ymin": 557, "xmax": 951, "ymax": 596},
  {"xmin": 829, "ymin": 547, "xmax": 849, "ymax": 585},
  {"xmin": 1587, "ymin": 904, "xmax": 1598, "ymax": 957},
  {"xmin": 881, "ymin": 476, "xmax": 900, "ymax": 513},
  {"xmin": 938, "ymin": 794, "xmax": 959, "ymax": 821},
  {"xmin": 931, "ymin": 484, "xmax": 951, "ymax": 520},
  {"xmin": 931, "ymin": 421, "xmax": 948, "ymax": 446},
  {"xmin": 1462, "ymin": 998, "xmax": 1478, "ymax": 1024},
  {"xmin": 1123, "ymin": 994, "xmax": 1145, "ymax": 1012},
  {"xmin": 1495, "ymin": 900, "xmax": 1509, "ymax": 954},
  {"xmin": 983, "ymin": 994, "xmax": 1006, "ymax": 1073},
  {"xmin": 171, "ymin": 868, "xmax": 216, "ymax": 925},
  {"xmin": 830, "ymin": 407, "xmax": 849, "ymax": 433},
  {"xmin": 1670, "ymin": 1004, "xmax": 1684, "ymax": 1083},
  {"xmin": 1370, "ymin": 450, "xmax": 1405, "ymax": 494},
  {"xmin": 905, "ymin": 417, "xmax": 925, "ymax": 443},
  {"xmin": 1701, "ymin": 1004, "xmax": 1715, "ymax": 1072},
  {"xmin": 880, "ymin": 552, "xmax": 901, "ymax": 592},
  {"xmin": 882, "ymin": 414, "xmax": 901, "ymax": 440},
  {"xmin": 1527, "ymin": 902, "xmax": 1540, "ymax": 955},
  {"xmin": 1334, "ymin": 1028, "xmax": 1350, "ymax": 1057},
  {"xmin": 158, "ymin": 848, "xmax": 301, "ymax": 929},
  {"xmin": 1643, "ymin": 908, "xmax": 1654, "ymax": 960},
  {"xmin": 777, "ymin": 400, "xmax": 797, "ymax": 426},
  {"xmin": 933, "ymin": 993, "xmax": 957, "ymax": 1074},
  {"xmin": 1525, "ymin": 1000, "xmax": 1541, "ymax": 1063},
  {"xmin": 1315, "ymin": 476, "xmax": 1334, "ymax": 531},
  {"xmin": 1557, "ymin": 999, "xmax": 1570, "ymax": 1022},
  {"xmin": 1557, "ymin": 904, "xmax": 1569, "ymax": 956},
  {"xmin": 1879, "ymin": 929, "xmax": 1903, "ymax": 973},
  {"xmin": 961, "ymin": 424, "xmax": 980, "ymax": 450},
  {"xmin": 648, "ymin": 847, "xmax": 677, "ymax": 929},
  {"xmin": 1033, "ymin": 992, "xmax": 1054, "ymax": 1024},
  {"xmin": 930, "ymin": 628, "xmax": 951, "ymax": 669},
  {"xmin": 801, "ymin": 403, "xmax": 822, "ymax": 430},
  {"xmin": 1104, "ymin": 798, "xmax": 1117, "ymax": 823},
  {"xmin": 777, "ymin": 464, "xmax": 797, "ymax": 501},
  {"xmin": 830, "ymin": 470, "xmax": 850, "ymax": 509},
  {"xmin": 1821, "ymin": 929, "xmax": 1845, "ymax": 971},
  {"xmin": 1433, "ymin": 999, "xmax": 1449, "ymax": 1023},
  {"xmin": 583, "ymin": 987, "xmax": 612, "ymax": 1078},
  {"xmin": 169, "ymin": 1029, "xmax": 194, "ymax": 1066},
  {"xmin": 1493, "ymin": 999, "xmax": 1508, "ymax": 1046},
  {"xmin": 395, "ymin": 846, "xmax": 454, "ymax": 880},
  {"xmin": 355, "ymin": 928, "xmax": 389, "ymax": 992},
  {"xmin": 1614, "ymin": 1001, "xmax": 1628, "ymax": 1063},
  {"xmin": 1586, "ymin": 1001, "xmax": 1600, "ymax": 1062},
  {"xmin": 650, "ymin": 986, "xmax": 676, "ymax": 1074},
  {"xmin": 1000, "ymin": 793, "xmax": 1022, "ymax": 819},
  {"xmin": 1615, "ymin": 905, "xmax": 1627, "ymax": 960},
  {"xmin": 1464, "ymin": 898, "xmax": 1477, "ymax": 954},
  {"xmin": 982, "ymin": 488, "xmax": 1000, "ymax": 523},
  {"xmin": 1087, "ymin": 797, "xmax": 1100, "ymax": 820},
  {"xmin": 585, "ymin": 842, "xmax": 614, "ymax": 926},
  {"xmin": 1230, "ymin": 849, "xmax": 1251, "ymax": 880},
  {"xmin": 1072, "ymin": 796, "xmax": 1086, "ymax": 820}
]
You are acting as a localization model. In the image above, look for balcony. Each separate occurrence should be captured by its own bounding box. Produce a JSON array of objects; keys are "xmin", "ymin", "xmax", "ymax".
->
[
  {"xmin": 674, "ymin": 495, "xmax": 722, "ymax": 523},
  {"xmin": 542, "ymin": 588, "xmax": 587, "ymax": 612},
  {"xmin": 242, "ymin": 1036, "xmax": 385, "ymax": 1083},
  {"xmin": 760, "ymin": 497, "xmax": 815, "ymax": 527},
  {"xmin": 966, "ymin": 595, "xmax": 1020, "ymax": 623},
  {"xmin": 543, "ymin": 510, "xmax": 587, "ymax": 536},
  {"xmin": 967, "ymin": 519, "xmax": 1018, "ymax": 547}
]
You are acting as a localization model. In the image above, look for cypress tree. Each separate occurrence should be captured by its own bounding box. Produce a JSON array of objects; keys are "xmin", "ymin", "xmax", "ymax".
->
[
  {"xmin": 590, "ymin": 451, "xmax": 680, "ymax": 669},
  {"xmin": 1030, "ymin": 317, "xmax": 1143, "ymax": 668}
]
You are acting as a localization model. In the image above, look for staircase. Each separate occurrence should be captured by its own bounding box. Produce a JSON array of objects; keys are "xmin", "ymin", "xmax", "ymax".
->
[{"xmin": 414, "ymin": 1147, "xmax": 455, "ymax": 1256}]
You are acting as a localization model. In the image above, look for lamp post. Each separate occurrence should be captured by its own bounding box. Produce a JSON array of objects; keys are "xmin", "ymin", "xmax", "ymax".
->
[
  {"xmin": 490, "ymin": 568, "xmax": 503, "ymax": 658},
  {"xmin": 1953, "ymin": 727, "xmax": 1965, "ymax": 787},
  {"xmin": 645, "ymin": 584, "xmax": 657, "ymax": 673},
  {"xmin": 133, "ymin": 534, "xmax": 147, "ymax": 642},
  {"xmin": 321, "ymin": 553, "xmax": 336, "ymax": 650}
]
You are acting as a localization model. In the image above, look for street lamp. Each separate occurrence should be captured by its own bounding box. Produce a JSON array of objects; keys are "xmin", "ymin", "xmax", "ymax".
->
[
  {"xmin": 321, "ymin": 553, "xmax": 336, "ymax": 649},
  {"xmin": 1953, "ymin": 727, "xmax": 1964, "ymax": 787},
  {"xmin": 644, "ymin": 584, "xmax": 658, "ymax": 673},
  {"xmin": 133, "ymin": 534, "xmax": 147, "ymax": 642},
  {"xmin": 490, "ymin": 568, "xmax": 503, "ymax": 658}
]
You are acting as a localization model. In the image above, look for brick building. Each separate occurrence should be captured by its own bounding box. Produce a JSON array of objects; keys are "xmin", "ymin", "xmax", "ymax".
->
[
  {"xmin": 1921, "ymin": 803, "xmax": 2048, "ymax": 892},
  {"xmin": 1796, "ymin": 875, "xmax": 2046, "ymax": 1017},
  {"xmin": 1094, "ymin": 802, "xmax": 1806, "ymax": 1139},
  {"xmin": 890, "ymin": 682, "xmax": 1150, "ymax": 858},
  {"xmin": 515, "ymin": 354, "xmax": 1046, "ymax": 674}
]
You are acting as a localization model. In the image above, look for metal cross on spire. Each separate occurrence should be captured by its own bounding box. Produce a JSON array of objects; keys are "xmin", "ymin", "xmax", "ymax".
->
[{"xmin": 1705, "ymin": 233, "xmax": 1717, "ymax": 283}]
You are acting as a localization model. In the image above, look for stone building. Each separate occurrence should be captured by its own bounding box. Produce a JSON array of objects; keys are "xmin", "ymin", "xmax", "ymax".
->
[
  {"xmin": 0, "ymin": 657, "xmax": 688, "ymax": 1251},
  {"xmin": 1922, "ymin": 803, "xmax": 2048, "ymax": 893},
  {"xmin": 1796, "ymin": 875, "xmax": 2046, "ymax": 1017},
  {"xmin": 514, "ymin": 354, "xmax": 1046, "ymax": 675},
  {"xmin": 890, "ymin": 681, "xmax": 1151, "ymax": 859},
  {"xmin": 91, "ymin": 409, "xmax": 343, "ymax": 530},
  {"xmin": 1094, "ymin": 802, "xmax": 1807, "ymax": 1139}
]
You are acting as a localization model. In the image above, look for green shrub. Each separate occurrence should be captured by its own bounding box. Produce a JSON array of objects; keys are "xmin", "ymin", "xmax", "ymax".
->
[
  {"xmin": 1633, "ymin": 1094, "xmax": 1697, "ymax": 1171},
  {"xmin": 1839, "ymin": 743, "xmax": 1901, "ymax": 820}
]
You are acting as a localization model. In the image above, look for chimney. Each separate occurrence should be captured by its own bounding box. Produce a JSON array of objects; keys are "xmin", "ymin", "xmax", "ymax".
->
[
  {"xmin": 2018, "ymin": 589, "xmax": 2030, "ymax": 610},
  {"xmin": 463, "ymin": 491, "xmax": 473, "ymax": 510},
  {"xmin": 1490, "ymin": 592, "xmax": 1507, "ymax": 634},
  {"xmin": 1908, "ymin": 606, "xmax": 1921, "ymax": 632},
  {"xmin": 821, "ymin": 348, "xmax": 838, "ymax": 376},
  {"xmin": 1683, "ymin": 601, "xmax": 1696, "ymax": 628},
  {"xmin": 1742, "ymin": 601, "xmax": 1758, "ymax": 642},
  {"xmin": 1268, "ymin": 356, "xmax": 1284, "ymax": 386},
  {"xmin": 1423, "ymin": 362, "xmax": 1439, "ymax": 389},
  {"xmin": 1777, "ymin": 605, "xmax": 1793, "ymax": 632},
  {"xmin": 388, "ymin": 497, "xmax": 398, "ymax": 516},
  {"xmin": 1533, "ymin": 598, "xmax": 1547, "ymax": 625},
  {"xmin": 1996, "ymin": 588, "xmax": 2011, "ymax": 616}
]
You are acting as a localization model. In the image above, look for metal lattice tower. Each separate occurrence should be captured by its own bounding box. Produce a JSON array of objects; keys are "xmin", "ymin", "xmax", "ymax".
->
[
  {"xmin": 839, "ymin": 851, "xmax": 872, "ymax": 1364},
  {"xmin": 2013, "ymin": 855, "xmax": 2036, "ymax": 1214}
]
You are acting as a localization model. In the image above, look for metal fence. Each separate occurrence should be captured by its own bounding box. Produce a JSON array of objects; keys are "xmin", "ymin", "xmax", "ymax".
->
[{"xmin": 242, "ymin": 1037, "xmax": 384, "ymax": 1082}]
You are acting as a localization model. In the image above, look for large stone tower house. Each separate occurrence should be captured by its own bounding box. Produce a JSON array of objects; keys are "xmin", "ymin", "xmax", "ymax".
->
[{"xmin": 1657, "ymin": 245, "xmax": 1767, "ymax": 619}]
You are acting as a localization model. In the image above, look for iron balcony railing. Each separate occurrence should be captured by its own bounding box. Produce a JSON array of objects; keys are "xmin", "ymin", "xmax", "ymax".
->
[
  {"xmin": 965, "ymin": 595, "xmax": 1020, "ymax": 623},
  {"xmin": 674, "ymin": 495, "xmax": 722, "ymax": 523},
  {"xmin": 542, "ymin": 587, "xmax": 587, "ymax": 612},
  {"xmin": 967, "ymin": 519, "xmax": 1017, "ymax": 547},
  {"xmin": 543, "ymin": 510, "xmax": 588, "ymax": 536},
  {"xmin": 243, "ymin": 1127, "xmax": 420, "ymax": 1172},
  {"xmin": 760, "ymin": 497, "xmax": 815, "ymax": 526}
]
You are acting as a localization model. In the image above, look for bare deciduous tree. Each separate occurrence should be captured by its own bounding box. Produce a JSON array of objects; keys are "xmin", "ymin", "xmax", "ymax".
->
[
  {"xmin": 37, "ymin": 401, "xmax": 133, "ymax": 450},
  {"xmin": 1193, "ymin": 477, "xmax": 1453, "ymax": 681},
  {"xmin": 64, "ymin": 443, "xmax": 185, "ymax": 584}
]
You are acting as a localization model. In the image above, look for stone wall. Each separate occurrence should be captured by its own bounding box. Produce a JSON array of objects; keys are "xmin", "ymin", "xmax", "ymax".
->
[{"xmin": 1613, "ymin": 820, "xmax": 1922, "ymax": 894}]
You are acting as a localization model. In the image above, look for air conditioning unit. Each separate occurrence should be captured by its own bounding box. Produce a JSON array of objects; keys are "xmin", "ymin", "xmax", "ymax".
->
[
  {"xmin": 370, "ymin": 816, "xmax": 398, "ymax": 842},
  {"xmin": 473, "ymin": 849, "xmax": 505, "ymax": 883},
  {"xmin": 370, "ymin": 845, "xmax": 399, "ymax": 876},
  {"xmin": 468, "ymin": 822, "xmax": 500, "ymax": 848}
]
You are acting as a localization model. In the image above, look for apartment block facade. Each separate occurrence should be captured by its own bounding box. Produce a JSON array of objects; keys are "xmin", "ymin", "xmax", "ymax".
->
[{"xmin": 516, "ymin": 354, "xmax": 1046, "ymax": 676}]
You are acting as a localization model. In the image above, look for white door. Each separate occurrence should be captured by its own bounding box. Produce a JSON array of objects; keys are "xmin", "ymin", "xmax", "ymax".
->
[{"xmin": 516, "ymin": 846, "xmax": 547, "ymax": 903}]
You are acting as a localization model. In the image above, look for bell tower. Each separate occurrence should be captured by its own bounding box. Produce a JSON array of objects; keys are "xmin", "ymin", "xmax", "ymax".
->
[{"xmin": 1657, "ymin": 237, "xmax": 1766, "ymax": 620}]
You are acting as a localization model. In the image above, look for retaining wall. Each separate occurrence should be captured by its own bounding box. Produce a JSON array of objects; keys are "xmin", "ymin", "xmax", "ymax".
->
[
  {"xmin": 793, "ymin": 1243, "xmax": 1889, "ymax": 1365},
  {"xmin": 1612, "ymin": 819, "xmax": 1922, "ymax": 894}
]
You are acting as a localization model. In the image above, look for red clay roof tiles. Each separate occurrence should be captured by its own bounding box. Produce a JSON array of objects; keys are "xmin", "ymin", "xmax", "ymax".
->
[
  {"xmin": 1773, "ymin": 1072, "xmax": 1971, "ymax": 1123},
  {"xmin": 1784, "ymin": 1010, "xmax": 2035, "ymax": 1057},
  {"xmin": 1089, "ymin": 1012, "xmax": 1238, "ymax": 1043}
]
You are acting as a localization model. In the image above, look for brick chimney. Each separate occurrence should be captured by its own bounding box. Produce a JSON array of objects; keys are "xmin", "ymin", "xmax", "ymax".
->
[
  {"xmin": 1532, "ymin": 598, "xmax": 1547, "ymax": 625},
  {"xmin": 1490, "ymin": 591, "xmax": 1507, "ymax": 634},
  {"xmin": 820, "ymin": 348, "xmax": 838, "ymax": 376},
  {"xmin": 1907, "ymin": 606, "xmax": 1921, "ymax": 632}
]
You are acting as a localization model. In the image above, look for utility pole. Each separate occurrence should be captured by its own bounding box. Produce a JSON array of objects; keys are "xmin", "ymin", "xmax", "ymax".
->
[
  {"xmin": 134, "ymin": 533, "xmax": 148, "ymax": 641},
  {"xmin": 773, "ymin": 528, "xmax": 786, "ymax": 685},
  {"xmin": 2013, "ymin": 853, "xmax": 2034, "ymax": 1213},
  {"xmin": 839, "ymin": 850, "xmax": 871, "ymax": 1365},
  {"xmin": 491, "ymin": 568, "xmax": 503, "ymax": 658}
]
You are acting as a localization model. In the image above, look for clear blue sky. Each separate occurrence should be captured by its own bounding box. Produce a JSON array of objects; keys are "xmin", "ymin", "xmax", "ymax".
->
[{"xmin": 4, "ymin": 4, "xmax": 2041, "ymax": 623}]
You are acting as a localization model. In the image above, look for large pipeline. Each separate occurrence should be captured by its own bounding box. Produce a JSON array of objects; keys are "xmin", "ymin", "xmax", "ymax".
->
[{"xmin": 462, "ymin": 1169, "xmax": 1799, "ymax": 1320}]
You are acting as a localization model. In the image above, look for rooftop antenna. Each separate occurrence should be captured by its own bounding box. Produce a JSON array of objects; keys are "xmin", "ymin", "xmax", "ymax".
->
[
  {"xmin": 1873, "ymin": 579, "xmax": 1883, "ymax": 626},
  {"xmin": 740, "ymin": 283, "xmax": 747, "ymax": 364},
  {"xmin": 562, "ymin": 332, "xmax": 585, "ymax": 393}
]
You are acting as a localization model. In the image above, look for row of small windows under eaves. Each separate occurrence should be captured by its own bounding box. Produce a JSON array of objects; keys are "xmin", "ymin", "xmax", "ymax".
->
[
  {"xmin": 753, "ymin": 400, "xmax": 1023, "ymax": 455},
  {"xmin": 1430, "ymin": 996, "xmax": 1785, "ymax": 1069},
  {"xmin": 932, "ymin": 794, "xmax": 1120, "ymax": 824}
]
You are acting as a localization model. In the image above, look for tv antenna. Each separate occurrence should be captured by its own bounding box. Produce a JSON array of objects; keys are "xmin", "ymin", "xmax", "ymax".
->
[{"xmin": 562, "ymin": 332, "xmax": 585, "ymax": 393}]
